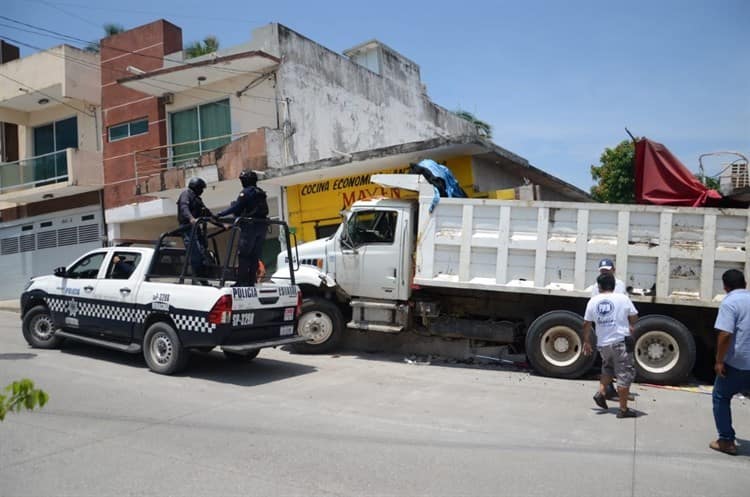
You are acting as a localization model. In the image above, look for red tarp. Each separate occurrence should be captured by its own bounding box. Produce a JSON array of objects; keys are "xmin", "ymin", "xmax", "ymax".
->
[{"xmin": 635, "ymin": 138, "xmax": 722, "ymax": 207}]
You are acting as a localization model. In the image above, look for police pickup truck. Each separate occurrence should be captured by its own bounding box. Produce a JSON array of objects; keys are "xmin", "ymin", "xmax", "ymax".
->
[{"xmin": 20, "ymin": 218, "xmax": 305, "ymax": 374}]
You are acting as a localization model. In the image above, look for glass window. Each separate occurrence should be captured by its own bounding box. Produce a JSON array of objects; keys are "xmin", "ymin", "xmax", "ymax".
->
[
  {"xmin": 108, "ymin": 123, "xmax": 129, "ymax": 141},
  {"xmin": 32, "ymin": 116, "xmax": 77, "ymax": 184},
  {"xmin": 129, "ymin": 119, "xmax": 148, "ymax": 136},
  {"xmin": 346, "ymin": 210, "xmax": 397, "ymax": 245},
  {"xmin": 105, "ymin": 252, "xmax": 141, "ymax": 280},
  {"xmin": 67, "ymin": 252, "xmax": 106, "ymax": 279},
  {"xmin": 108, "ymin": 118, "xmax": 148, "ymax": 142},
  {"xmin": 170, "ymin": 99, "xmax": 230, "ymax": 166}
]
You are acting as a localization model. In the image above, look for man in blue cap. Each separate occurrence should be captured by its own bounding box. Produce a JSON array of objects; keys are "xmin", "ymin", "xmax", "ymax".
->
[{"xmin": 592, "ymin": 258, "xmax": 626, "ymax": 296}]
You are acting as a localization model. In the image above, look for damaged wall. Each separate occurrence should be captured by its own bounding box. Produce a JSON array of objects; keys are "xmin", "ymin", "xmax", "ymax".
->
[{"xmin": 273, "ymin": 25, "xmax": 477, "ymax": 167}]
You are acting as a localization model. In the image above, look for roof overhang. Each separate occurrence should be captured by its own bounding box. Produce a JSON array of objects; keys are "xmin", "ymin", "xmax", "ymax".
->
[
  {"xmin": 118, "ymin": 51, "xmax": 280, "ymax": 97},
  {"xmin": 262, "ymin": 135, "xmax": 592, "ymax": 202}
]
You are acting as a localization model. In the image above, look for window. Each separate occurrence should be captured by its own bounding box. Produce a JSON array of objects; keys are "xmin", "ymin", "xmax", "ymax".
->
[
  {"xmin": 33, "ymin": 116, "xmax": 77, "ymax": 184},
  {"xmin": 67, "ymin": 252, "xmax": 105, "ymax": 279},
  {"xmin": 108, "ymin": 118, "xmax": 149, "ymax": 142},
  {"xmin": 345, "ymin": 210, "xmax": 397, "ymax": 246},
  {"xmin": 106, "ymin": 252, "xmax": 141, "ymax": 280},
  {"xmin": 170, "ymin": 99, "xmax": 231, "ymax": 166}
]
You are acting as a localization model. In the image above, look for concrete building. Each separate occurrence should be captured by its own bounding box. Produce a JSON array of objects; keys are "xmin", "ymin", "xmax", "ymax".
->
[
  {"xmin": 0, "ymin": 41, "xmax": 103, "ymax": 298},
  {"xmin": 0, "ymin": 19, "xmax": 591, "ymax": 295},
  {"xmin": 101, "ymin": 20, "xmax": 478, "ymax": 254}
]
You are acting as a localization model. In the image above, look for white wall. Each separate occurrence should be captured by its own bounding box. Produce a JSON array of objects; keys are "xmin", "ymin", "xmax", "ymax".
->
[{"xmin": 274, "ymin": 25, "xmax": 477, "ymax": 168}]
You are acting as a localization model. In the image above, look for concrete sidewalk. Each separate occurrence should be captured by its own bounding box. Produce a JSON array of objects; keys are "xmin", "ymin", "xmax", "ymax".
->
[{"xmin": 0, "ymin": 299, "xmax": 19, "ymax": 312}]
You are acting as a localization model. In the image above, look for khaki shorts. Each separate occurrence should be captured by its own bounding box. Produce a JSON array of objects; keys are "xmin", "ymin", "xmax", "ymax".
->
[{"xmin": 598, "ymin": 341, "xmax": 636, "ymax": 388}]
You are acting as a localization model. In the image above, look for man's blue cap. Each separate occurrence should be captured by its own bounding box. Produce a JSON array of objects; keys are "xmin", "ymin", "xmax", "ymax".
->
[{"xmin": 598, "ymin": 258, "xmax": 615, "ymax": 270}]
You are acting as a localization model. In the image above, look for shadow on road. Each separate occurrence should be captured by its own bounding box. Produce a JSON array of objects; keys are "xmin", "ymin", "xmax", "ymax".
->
[{"xmin": 58, "ymin": 342, "xmax": 317, "ymax": 387}]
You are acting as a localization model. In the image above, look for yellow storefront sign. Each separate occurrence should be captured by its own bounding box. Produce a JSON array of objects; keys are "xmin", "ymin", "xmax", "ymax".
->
[{"xmin": 286, "ymin": 156, "xmax": 475, "ymax": 242}]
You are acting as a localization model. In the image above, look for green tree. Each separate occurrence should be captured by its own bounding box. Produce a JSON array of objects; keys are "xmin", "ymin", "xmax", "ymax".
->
[
  {"xmin": 84, "ymin": 23, "xmax": 126, "ymax": 53},
  {"xmin": 703, "ymin": 176, "xmax": 721, "ymax": 190},
  {"xmin": 0, "ymin": 379, "xmax": 48, "ymax": 421},
  {"xmin": 184, "ymin": 36, "xmax": 220, "ymax": 58},
  {"xmin": 590, "ymin": 139, "xmax": 636, "ymax": 203},
  {"xmin": 455, "ymin": 110, "xmax": 492, "ymax": 139}
]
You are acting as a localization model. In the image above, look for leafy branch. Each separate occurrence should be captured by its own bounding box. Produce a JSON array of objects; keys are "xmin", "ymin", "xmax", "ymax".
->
[{"xmin": 0, "ymin": 379, "xmax": 49, "ymax": 421}]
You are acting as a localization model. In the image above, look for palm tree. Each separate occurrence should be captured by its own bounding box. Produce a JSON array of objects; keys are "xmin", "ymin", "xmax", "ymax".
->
[
  {"xmin": 184, "ymin": 36, "xmax": 220, "ymax": 59},
  {"xmin": 85, "ymin": 23, "xmax": 125, "ymax": 53},
  {"xmin": 455, "ymin": 110, "xmax": 492, "ymax": 139}
]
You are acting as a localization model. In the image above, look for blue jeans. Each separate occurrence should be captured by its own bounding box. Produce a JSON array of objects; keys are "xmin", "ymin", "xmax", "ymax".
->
[{"xmin": 713, "ymin": 364, "xmax": 750, "ymax": 441}]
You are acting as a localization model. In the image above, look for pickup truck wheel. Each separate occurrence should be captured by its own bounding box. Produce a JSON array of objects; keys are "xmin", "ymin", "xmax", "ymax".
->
[
  {"xmin": 223, "ymin": 349, "xmax": 260, "ymax": 362},
  {"xmin": 525, "ymin": 310, "xmax": 596, "ymax": 379},
  {"xmin": 291, "ymin": 298, "xmax": 343, "ymax": 354},
  {"xmin": 633, "ymin": 315, "xmax": 695, "ymax": 385},
  {"xmin": 143, "ymin": 322, "xmax": 189, "ymax": 375},
  {"xmin": 22, "ymin": 305, "xmax": 64, "ymax": 349}
]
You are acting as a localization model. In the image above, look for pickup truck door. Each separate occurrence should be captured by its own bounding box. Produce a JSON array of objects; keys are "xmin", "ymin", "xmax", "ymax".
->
[
  {"xmin": 337, "ymin": 209, "xmax": 402, "ymax": 299},
  {"xmin": 89, "ymin": 251, "xmax": 142, "ymax": 341},
  {"xmin": 59, "ymin": 251, "xmax": 107, "ymax": 333}
]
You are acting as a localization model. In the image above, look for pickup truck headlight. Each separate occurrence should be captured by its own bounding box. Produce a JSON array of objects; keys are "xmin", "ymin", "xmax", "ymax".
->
[{"xmin": 22, "ymin": 279, "xmax": 34, "ymax": 292}]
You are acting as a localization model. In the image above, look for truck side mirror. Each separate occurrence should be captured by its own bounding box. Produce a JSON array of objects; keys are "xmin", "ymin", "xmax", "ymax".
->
[{"xmin": 54, "ymin": 267, "xmax": 67, "ymax": 278}]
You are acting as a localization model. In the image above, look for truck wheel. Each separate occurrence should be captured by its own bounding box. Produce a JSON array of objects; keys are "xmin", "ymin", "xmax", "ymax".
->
[
  {"xmin": 633, "ymin": 315, "xmax": 695, "ymax": 385},
  {"xmin": 525, "ymin": 310, "xmax": 596, "ymax": 379},
  {"xmin": 22, "ymin": 305, "xmax": 64, "ymax": 349},
  {"xmin": 143, "ymin": 322, "xmax": 189, "ymax": 375},
  {"xmin": 291, "ymin": 298, "xmax": 344, "ymax": 354},
  {"xmin": 223, "ymin": 349, "xmax": 260, "ymax": 362}
]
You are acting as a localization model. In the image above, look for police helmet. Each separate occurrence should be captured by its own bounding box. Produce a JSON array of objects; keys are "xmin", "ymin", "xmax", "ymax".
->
[
  {"xmin": 188, "ymin": 177, "xmax": 207, "ymax": 195},
  {"xmin": 239, "ymin": 169, "xmax": 258, "ymax": 187}
]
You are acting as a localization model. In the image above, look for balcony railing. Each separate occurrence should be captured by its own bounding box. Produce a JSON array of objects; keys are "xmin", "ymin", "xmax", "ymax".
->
[{"xmin": 0, "ymin": 149, "xmax": 70, "ymax": 193}]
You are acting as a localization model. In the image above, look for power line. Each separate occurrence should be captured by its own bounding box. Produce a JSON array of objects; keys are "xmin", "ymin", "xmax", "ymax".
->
[
  {"xmin": 34, "ymin": 0, "xmax": 102, "ymax": 29},
  {"xmin": 0, "ymin": 15, "xmax": 266, "ymax": 77},
  {"xmin": 4, "ymin": 33, "xmax": 278, "ymax": 126},
  {"xmin": 0, "ymin": 72, "xmax": 94, "ymax": 117},
  {"xmin": 25, "ymin": 0, "xmax": 268, "ymax": 25},
  {"xmin": 3, "ymin": 36, "xmax": 284, "ymax": 108}
]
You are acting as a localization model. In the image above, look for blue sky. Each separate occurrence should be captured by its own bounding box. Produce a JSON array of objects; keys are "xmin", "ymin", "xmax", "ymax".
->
[{"xmin": 4, "ymin": 0, "xmax": 748, "ymax": 191}]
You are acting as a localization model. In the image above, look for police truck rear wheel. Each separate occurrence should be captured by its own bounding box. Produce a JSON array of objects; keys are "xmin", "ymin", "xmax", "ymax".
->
[
  {"xmin": 22, "ymin": 305, "xmax": 64, "ymax": 349},
  {"xmin": 291, "ymin": 298, "xmax": 343, "ymax": 354},
  {"xmin": 143, "ymin": 322, "xmax": 188, "ymax": 375},
  {"xmin": 525, "ymin": 310, "xmax": 596, "ymax": 379}
]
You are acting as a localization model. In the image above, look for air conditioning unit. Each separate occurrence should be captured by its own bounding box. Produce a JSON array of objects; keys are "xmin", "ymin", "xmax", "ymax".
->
[{"xmin": 162, "ymin": 92, "xmax": 174, "ymax": 105}]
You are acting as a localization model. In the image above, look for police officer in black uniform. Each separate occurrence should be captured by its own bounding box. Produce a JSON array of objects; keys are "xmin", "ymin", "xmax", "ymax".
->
[
  {"xmin": 217, "ymin": 170, "xmax": 268, "ymax": 287},
  {"xmin": 177, "ymin": 177, "xmax": 214, "ymax": 283}
]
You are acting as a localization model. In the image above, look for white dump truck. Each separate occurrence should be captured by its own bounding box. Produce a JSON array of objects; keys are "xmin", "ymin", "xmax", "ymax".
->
[{"xmin": 274, "ymin": 174, "xmax": 750, "ymax": 384}]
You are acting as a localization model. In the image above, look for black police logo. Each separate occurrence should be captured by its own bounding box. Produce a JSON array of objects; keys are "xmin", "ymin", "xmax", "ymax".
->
[{"xmin": 596, "ymin": 299, "xmax": 614, "ymax": 316}]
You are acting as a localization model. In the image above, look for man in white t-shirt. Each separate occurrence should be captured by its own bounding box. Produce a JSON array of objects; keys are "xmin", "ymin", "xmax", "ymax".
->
[
  {"xmin": 591, "ymin": 258, "xmax": 628, "ymax": 400},
  {"xmin": 583, "ymin": 272, "xmax": 639, "ymax": 418},
  {"xmin": 591, "ymin": 258, "xmax": 627, "ymax": 296}
]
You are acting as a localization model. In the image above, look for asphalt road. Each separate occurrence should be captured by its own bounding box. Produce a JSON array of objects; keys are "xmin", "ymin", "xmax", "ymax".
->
[{"xmin": 1, "ymin": 310, "xmax": 749, "ymax": 497}]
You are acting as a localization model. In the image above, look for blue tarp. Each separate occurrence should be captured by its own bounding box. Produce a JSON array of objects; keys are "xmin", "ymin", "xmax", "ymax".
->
[{"xmin": 410, "ymin": 159, "xmax": 467, "ymax": 212}]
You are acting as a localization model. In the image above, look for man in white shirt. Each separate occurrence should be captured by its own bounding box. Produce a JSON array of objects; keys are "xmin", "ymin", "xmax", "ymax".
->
[
  {"xmin": 591, "ymin": 258, "xmax": 627, "ymax": 296},
  {"xmin": 583, "ymin": 272, "xmax": 639, "ymax": 418},
  {"xmin": 592, "ymin": 258, "xmax": 628, "ymax": 400}
]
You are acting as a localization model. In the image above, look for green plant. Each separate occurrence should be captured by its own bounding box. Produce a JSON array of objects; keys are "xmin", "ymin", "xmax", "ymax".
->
[{"xmin": 0, "ymin": 379, "xmax": 49, "ymax": 421}]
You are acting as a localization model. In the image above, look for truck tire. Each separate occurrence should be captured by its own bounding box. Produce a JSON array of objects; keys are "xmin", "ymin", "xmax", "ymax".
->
[
  {"xmin": 143, "ymin": 322, "xmax": 189, "ymax": 375},
  {"xmin": 291, "ymin": 298, "xmax": 344, "ymax": 354},
  {"xmin": 525, "ymin": 310, "xmax": 596, "ymax": 379},
  {"xmin": 22, "ymin": 305, "xmax": 64, "ymax": 349},
  {"xmin": 633, "ymin": 315, "xmax": 695, "ymax": 385},
  {"xmin": 223, "ymin": 349, "xmax": 260, "ymax": 362}
]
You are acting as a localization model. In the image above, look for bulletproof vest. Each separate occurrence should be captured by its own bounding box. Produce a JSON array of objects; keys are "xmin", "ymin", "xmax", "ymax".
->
[{"xmin": 242, "ymin": 187, "xmax": 269, "ymax": 219}]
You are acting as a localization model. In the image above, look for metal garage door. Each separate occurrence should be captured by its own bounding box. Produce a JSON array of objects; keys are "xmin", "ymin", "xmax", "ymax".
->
[{"xmin": 0, "ymin": 206, "xmax": 104, "ymax": 299}]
